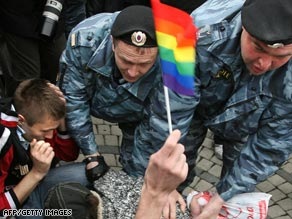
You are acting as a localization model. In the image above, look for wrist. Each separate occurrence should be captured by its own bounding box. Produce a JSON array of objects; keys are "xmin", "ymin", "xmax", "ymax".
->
[
  {"xmin": 141, "ymin": 184, "xmax": 168, "ymax": 206},
  {"xmin": 29, "ymin": 168, "xmax": 47, "ymax": 181}
]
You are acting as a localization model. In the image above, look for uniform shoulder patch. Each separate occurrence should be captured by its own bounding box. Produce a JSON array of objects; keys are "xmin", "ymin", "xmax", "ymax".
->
[{"xmin": 71, "ymin": 33, "xmax": 76, "ymax": 47}]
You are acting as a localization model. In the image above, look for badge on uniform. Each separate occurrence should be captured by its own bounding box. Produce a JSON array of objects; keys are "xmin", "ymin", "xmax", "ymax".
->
[
  {"xmin": 131, "ymin": 31, "xmax": 147, "ymax": 46},
  {"xmin": 214, "ymin": 68, "xmax": 232, "ymax": 80}
]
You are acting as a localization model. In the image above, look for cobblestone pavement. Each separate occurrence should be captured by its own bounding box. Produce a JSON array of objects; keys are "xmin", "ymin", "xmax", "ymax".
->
[{"xmin": 81, "ymin": 118, "xmax": 292, "ymax": 218}]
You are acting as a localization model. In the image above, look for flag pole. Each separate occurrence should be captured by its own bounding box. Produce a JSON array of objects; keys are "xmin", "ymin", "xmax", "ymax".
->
[{"xmin": 164, "ymin": 85, "xmax": 172, "ymax": 134}]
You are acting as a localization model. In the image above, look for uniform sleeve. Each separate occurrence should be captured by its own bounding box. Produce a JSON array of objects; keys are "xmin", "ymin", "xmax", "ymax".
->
[
  {"xmin": 217, "ymin": 110, "xmax": 292, "ymax": 201},
  {"xmin": 131, "ymin": 80, "xmax": 200, "ymax": 175},
  {"xmin": 58, "ymin": 13, "xmax": 118, "ymax": 156},
  {"xmin": 58, "ymin": 32, "xmax": 98, "ymax": 156}
]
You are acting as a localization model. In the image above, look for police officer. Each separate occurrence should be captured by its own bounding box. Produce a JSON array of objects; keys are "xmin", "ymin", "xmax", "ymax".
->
[
  {"xmin": 58, "ymin": 6, "xmax": 198, "ymax": 215},
  {"xmin": 186, "ymin": 0, "xmax": 292, "ymax": 218}
]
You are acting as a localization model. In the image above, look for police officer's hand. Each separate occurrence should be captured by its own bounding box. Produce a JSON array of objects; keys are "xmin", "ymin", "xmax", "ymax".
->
[
  {"xmin": 47, "ymin": 82, "xmax": 67, "ymax": 132},
  {"xmin": 47, "ymin": 82, "xmax": 66, "ymax": 104},
  {"xmin": 30, "ymin": 139, "xmax": 55, "ymax": 180}
]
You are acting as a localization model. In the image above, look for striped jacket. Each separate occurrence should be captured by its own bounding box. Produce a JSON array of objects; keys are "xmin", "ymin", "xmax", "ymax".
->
[{"xmin": 0, "ymin": 100, "xmax": 79, "ymax": 210}]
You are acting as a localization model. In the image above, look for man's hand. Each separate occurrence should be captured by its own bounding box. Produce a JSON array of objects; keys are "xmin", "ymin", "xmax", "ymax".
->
[
  {"xmin": 12, "ymin": 139, "xmax": 55, "ymax": 204},
  {"xmin": 135, "ymin": 130, "xmax": 188, "ymax": 219},
  {"xmin": 29, "ymin": 139, "xmax": 55, "ymax": 180},
  {"xmin": 47, "ymin": 82, "xmax": 67, "ymax": 132},
  {"xmin": 144, "ymin": 129, "xmax": 188, "ymax": 195},
  {"xmin": 190, "ymin": 192, "xmax": 224, "ymax": 219},
  {"xmin": 162, "ymin": 190, "xmax": 186, "ymax": 219},
  {"xmin": 48, "ymin": 82, "xmax": 66, "ymax": 104}
]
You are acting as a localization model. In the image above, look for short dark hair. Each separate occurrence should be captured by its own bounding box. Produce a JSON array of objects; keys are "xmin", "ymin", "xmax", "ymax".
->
[{"xmin": 13, "ymin": 79, "xmax": 66, "ymax": 126}]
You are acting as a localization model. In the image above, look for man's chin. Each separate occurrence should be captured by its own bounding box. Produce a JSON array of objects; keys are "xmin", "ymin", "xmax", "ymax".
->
[{"xmin": 248, "ymin": 66, "xmax": 265, "ymax": 76}]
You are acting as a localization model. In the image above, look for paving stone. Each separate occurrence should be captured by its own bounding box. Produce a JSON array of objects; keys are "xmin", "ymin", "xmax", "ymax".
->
[
  {"xmin": 277, "ymin": 169, "xmax": 292, "ymax": 184},
  {"xmin": 208, "ymin": 165, "xmax": 222, "ymax": 178},
  {"xmin": 111, "ymin": 166, "xmax": 122, "ymax": 171},
  {"xmin": 98, "ymin": 124, "xmax": 111, "ymax": 135},
  {"xmin": 287, "ymin": 209, "xmax": 292, "ymax": 218},
  {"xmin": 93, "ymin": 124, "xmax": 98, "ymax": 134},
  {"xmin": 270, "ymin": 189, "xmax": 287, "ymax": 202},
  {"xmin": 103, "ymin": 153, "xmax": 117, "ymax": 167},
  {"xmin": 91, "ymin": 117, "xmax": 104, "ymax": 124},
  {"xmin": 200, "ymin": 147, "xmax": 214, "ymax": 160},
  {"xmin": 206, "ymin": 130, "xmax": 214, "ymax": 139},
  {"xmin": 268, "ymin": 174, "xmax": 286, "ymax": 186},
  {"xmin": 274, "ymin": 216, "xmax": 291, "ymax": 219},
  {"xmin": 99, "ymin": 145, "xmax": 120, "ymax": 155},
  {"xmin": 277, "ymin": 198, "xmax": 292, "ymax": 211},
  {"xmin": 94, "ymin": 134, "xmax": 105, "ymax": 146},
  {"xmin": 268, "ymin": 205, "xmax": 286, "ymax": 218},
  {"xmin": 200, "ymin": 171, "xmax": 219, "ymax": 184},
  {"xmin": 281, "ymin": 161, "xmax": 292, "ymax": 174},
  {"xmin": 103, "ymin": 120, "xmax": 117, "ymax": 125},
  {"xmin": 278, "ymin": 182, "xmax": 292, "ymax": 194},
  {"xmin": 105, "ymin": 135, "xmax": 119, "ymax": 146},
  {"xmin": 194, "ymin": 179, "xmax": 214, "ymax": 192},
  {"xmin": 111, "ymin": 125, "xmax": 122, "ymax": 136},
  {"xmin": 202, "ymin": 137, "xmax": 213, "ymax": 148},
  {"xmin": 256, "ymin": 180, "xmax": 275, "ymax": 193},
  {"xmin": 189, "ymin": 176, "xmax": 200, "ymax": 188},
  {"xmin": 197, "ymin": 158, "xmax": 213, "ymax": 171},
  {"xmin": 210, "ymin": 156, "xmax": 223, "ymax": 165}
]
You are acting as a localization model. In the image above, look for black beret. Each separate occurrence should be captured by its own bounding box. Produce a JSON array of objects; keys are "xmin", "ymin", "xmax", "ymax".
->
[
  {"xmin": 111, "ymin": 5, "xmax": 157, "ymax": 47},
  {"xmin": 242, "ymin": 0, "xmax": 292, "ymax": 47}
]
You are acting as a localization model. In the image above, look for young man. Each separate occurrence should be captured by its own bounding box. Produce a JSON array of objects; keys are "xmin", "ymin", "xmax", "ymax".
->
[
  {"xmin": 185, "ymin": 0, "xmax": 292, "ymax": 218},
  {"xmin": 0, "ymin": 79, "xmax": 88, "ymax": 217}
]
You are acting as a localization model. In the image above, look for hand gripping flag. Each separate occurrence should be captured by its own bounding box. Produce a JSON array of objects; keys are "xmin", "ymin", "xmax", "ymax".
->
[{"xmin": 151, "ymin": 0, "xmax": 197, "ymax": 96}]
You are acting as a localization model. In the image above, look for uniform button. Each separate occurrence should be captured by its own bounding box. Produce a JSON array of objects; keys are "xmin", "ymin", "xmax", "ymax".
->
[
  {"xmin": 251, "ymin": 87, "xmax": 257, "ymax": 91},
  {"xmin": 219, "ymin": 26, "xmax": 225, "ymax": 31}
]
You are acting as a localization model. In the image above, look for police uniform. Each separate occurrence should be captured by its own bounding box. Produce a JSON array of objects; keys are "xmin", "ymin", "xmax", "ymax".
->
[
  {"xmin": 187, "ymin": 0, "xmax": 292, "ymax": 201},
  {"xmin": 58, "ymin": 6, "xmax": 198, "ymax": 179}
]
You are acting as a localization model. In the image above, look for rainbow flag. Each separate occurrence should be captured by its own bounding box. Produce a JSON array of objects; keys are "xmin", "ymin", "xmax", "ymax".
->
[{"xmin": 151, "ymin": 0, "xmax": 197, "ymax": 96}]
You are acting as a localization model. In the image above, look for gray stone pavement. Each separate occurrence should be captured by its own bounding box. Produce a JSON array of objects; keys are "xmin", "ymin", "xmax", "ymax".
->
[{"xmin": 82, "ymin": 118, "xmax": 292, "ymax": 218}]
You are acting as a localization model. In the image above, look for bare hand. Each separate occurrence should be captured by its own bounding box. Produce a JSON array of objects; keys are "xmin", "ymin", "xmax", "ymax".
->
[
  {"xmin": 190, "ymin": 193, "xmax": 224, "ymax": 219},
  {"xmin": 162, "ymin": 190, "xmax": 186, "ymax": 219},
  {"xmin": 29, "ymin": 139, "xmax": 55, "ymax": 179},
  {"xmin": 47, "ymin": 83, "xmax": 67, "ymax": 132},
  {"xmin": 47, "ymin": 82, "xmax": 66, "ymax": 104},
  {"xmin": 144, "ymin": 129, "xmax": 188, "ymax": 196}
]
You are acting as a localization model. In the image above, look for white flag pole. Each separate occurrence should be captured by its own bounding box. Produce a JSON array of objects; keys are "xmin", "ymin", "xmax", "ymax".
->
[{"xmin": 163, "ymin": 85, "xmax": 172, "ymax": 134}]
